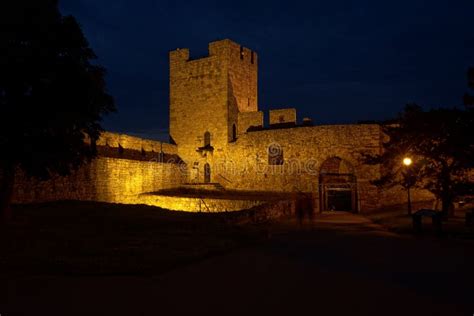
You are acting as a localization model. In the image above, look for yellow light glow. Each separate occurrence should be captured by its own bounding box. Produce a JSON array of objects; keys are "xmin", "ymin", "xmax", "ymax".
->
[{"xmin": 403, "ymin": 157, "xmax": 413, "ymax": 166}]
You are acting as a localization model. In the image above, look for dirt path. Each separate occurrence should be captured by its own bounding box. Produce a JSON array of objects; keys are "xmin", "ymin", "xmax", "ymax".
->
[{"xmin": 2, "ymin": 212, "xmax": 473, "ymax": 316}]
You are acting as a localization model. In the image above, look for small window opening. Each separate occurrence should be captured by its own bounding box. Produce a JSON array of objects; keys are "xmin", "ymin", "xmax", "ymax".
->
[
  {"xmin": 204, "ymin": 131, "xmax": 211, "ymax": 147},
  {"xmin": 232, "ymin": 124, "xmax": 237, "ymax": 141},
  {"xmin": 240, "ymin": 46, "xmax": 244, "ymax": 60},
  {"xmin": 268, "ymin": 144, "xmax": 284, "ymax": 165}
]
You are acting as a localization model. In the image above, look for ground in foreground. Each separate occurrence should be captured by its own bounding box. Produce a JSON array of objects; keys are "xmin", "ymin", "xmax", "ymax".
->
[
  {"xmin": 2, "ymin": 206, "xmax": 474, "ymax": 316},
  {"xmin": 0, "ymin": 201, "xmax": 265, "ymax": 276}
]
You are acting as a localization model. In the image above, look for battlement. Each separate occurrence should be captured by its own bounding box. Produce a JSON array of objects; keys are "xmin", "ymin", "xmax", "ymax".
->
[
  {"xmin": 96, "ymin": 132, "xmax": 177, "ymax": 155},
  {"xmin": 169, "ymin": 39, "xmax": 257, "ymax": 65},
  {"xmin": 269, "ymin": 108, "xmax": 297, "ymax": 126},
  {"xmin": 169, "ymin": 39, "xmax": 259, "ymax": 156}
]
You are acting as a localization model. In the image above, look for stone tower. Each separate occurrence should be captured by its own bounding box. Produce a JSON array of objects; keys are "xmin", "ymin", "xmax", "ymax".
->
[{"xmin": 169, "ymin": 39, "xmax": 258, "ymax": 183}]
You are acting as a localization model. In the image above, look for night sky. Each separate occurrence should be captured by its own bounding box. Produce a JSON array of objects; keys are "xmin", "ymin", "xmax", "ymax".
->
[{"xmin": 60, "ymin": 0, "xmax": 474, "ymax": 141}]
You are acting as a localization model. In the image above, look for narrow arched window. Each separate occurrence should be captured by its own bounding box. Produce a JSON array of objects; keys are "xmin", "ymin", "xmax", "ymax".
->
[
  {"xmin": 232, "ymin": 124, "xmax": 237, "ymax": 141},
  {"xmin": 204, "ymin": 131, "xmax": 211, "ymax": 147}
]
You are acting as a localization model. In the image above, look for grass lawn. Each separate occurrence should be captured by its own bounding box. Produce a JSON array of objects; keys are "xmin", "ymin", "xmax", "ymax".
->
[{"xmin": 0, "ymin": 201, "xmax": 267, "ymax": 276}]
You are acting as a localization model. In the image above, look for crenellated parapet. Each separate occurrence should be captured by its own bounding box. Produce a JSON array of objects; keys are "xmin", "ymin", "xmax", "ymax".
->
[
  {"xmin": 269, "ymin": 108, "xmax": 297, "ymax": 126},
  {"xmin": 96, "ymin": 132, "xmax": 177, "ymax": 155}
]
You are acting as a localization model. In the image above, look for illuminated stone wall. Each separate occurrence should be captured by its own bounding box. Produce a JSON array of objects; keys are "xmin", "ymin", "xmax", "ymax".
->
[
  {"xmin": 12, "ymin": 132, "xmax": 185, "ymax": 205},
  {"xmin": 169, "ymin": 39, "xmax": 258, "ymax": 183},
  {"xmin": 12, "ymin": 158, "xmax": 184, "ymax": 205},
  {"xmin": 138, "ymin": 194, "xmax": 267, "ymax": 212},
  {"xmin": 167, "ymin": 39, "xmax": 434, "ymax": 212},
  {"xmin": 214, "ymin": 124, "xmax": 382, "ymax": 211},
  {"xmin": 237, "ymin": 111, "xmax": 263, "ymax": 136},
  {"xmin": 10, "ymin": 39, "xmax": 437, "ymax": 213},
  {"xmin": 97, "ymin": 131, "xmax": 178, "ymax": 154},
  {"xmin": 212, "ymin": 124, "xmax": 433, "ymax": 212}
]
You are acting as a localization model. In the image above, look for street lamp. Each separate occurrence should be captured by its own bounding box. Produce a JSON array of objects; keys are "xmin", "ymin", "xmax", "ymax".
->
[
  {"xmin": 403, "ymin": 157, "xmax": 413, "ymax": 215},
  {"xmin": 403, "ymin": 157, "xmax": 412, "ymax": 167}
]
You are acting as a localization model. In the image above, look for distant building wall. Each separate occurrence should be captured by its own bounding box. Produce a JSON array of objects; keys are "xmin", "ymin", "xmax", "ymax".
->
[{"xmin": 380, "ymin": 186, "xmax": 435, "ymax": 208}]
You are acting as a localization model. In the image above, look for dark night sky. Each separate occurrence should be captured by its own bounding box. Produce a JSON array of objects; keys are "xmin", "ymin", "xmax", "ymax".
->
[{"xmin": 60, "ymin": 0, "xmax": 474, "ymax": 141}]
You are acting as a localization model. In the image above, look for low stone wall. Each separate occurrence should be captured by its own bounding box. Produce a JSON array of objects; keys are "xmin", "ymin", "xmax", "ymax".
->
[
  {"xmin": 241, "ymin": 200, "xmax": 297, "ymax": 223},
  {"xmin": 138, "ymin": 194, "xmax": 268, "ymax": 212}
]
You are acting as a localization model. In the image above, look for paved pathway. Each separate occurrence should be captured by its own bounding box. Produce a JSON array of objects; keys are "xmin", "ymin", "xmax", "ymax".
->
[{"xmin": 2, "ymin": 212, "xmax": 473, "ymax": 315}]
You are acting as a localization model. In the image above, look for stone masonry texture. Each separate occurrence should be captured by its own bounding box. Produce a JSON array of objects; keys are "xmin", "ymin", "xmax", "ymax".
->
[{"xmin": 11, "ymin": 39, "xmax": 434, "ymax": 212}]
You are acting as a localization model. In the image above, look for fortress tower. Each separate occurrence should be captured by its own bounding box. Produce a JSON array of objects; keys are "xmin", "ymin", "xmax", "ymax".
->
[{"xmin": 169, "ymin": 39, "xmax": 258, "ymax": 183}]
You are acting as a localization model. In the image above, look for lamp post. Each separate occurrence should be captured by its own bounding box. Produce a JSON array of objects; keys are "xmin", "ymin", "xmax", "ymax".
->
[{"xmin": 403, "ymin": 157, "xmax": 413, "ymax": 215}]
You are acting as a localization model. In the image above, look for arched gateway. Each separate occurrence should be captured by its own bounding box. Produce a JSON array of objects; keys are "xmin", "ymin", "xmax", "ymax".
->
[{"xmin": 319, "ymin": 157, "xmax": 358, "ymax": 212}]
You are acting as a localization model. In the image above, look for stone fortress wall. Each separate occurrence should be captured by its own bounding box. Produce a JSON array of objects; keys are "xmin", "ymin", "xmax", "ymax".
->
[
  {"xmin": 11, "ymin": 39, "xmax": 434, "ymax": 213},
  {"xmin": 168, "ymin": 39, "xmax": 434, "ymax": 212},
  {"xmin": 221, "ymin": 123, "xmax": 433, "ymax": 212},
  {"xmin": 12, "ymin": 132, "xmax": 185, "ymax": 205},
  {"xmin": 222, "ymin": 124, "xmax": 384, "ymax": 211}
]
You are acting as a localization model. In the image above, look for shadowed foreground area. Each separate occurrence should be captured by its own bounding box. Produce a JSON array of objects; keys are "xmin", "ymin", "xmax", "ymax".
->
[
  {"xmin": 0, "ymin": 201, "xmax": 264, "ymax": 276},
  {"xmin": 1, "ymin": 208, "xmax": 474, "ymax": 316}
]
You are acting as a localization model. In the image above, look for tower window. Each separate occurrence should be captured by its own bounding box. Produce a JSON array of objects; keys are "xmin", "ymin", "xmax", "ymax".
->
[
  {"xmin": 232, "ymin": 124, "xmax": 237, "ymax": 141},
  {"xmin": 251, "ymin": 51, "xmax": 254, "ymax": 64},
  {"xmin": 240, "ymin": 46, "xmax": 244, "ymax": 60},
  {"xmin": 204, "ymin": 131, "xmax": 211, "ymax": 147},
  {"xmin": 279, "ymin": 115, "xmax": 285, "ymax": 123}
]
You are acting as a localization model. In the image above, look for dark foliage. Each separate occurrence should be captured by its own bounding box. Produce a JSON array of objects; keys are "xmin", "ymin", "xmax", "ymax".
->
[
  {"xmin": 362, "ymin": 104, "xmax": 474, "ymax": 215},
  {"xmin": 0, "ymin": 0, "xmax": 115, "ymax": 219}
]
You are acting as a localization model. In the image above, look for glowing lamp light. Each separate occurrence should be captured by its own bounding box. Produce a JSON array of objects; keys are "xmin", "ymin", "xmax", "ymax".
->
[{"xmin": 403, "ymin": 157, "xmax": 413, "ymax": 166}]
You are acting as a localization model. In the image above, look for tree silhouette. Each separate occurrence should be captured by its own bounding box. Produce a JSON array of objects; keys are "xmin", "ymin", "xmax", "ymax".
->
[
  {"xmin": 363, "ymin": 104, "xmax": 474, "ymax": 216},
  {"xmin": 0, "ymin": 1, "xmax": 115, "ymax": 221}
]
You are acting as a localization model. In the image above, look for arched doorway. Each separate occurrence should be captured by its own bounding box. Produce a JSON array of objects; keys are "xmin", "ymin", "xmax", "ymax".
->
[
  {"xmin": 204, "ymin": 163, "xmax": 211, "ymax": 183},
  {"xmin": 319, "ymin": 157, "xmax": 357, "ymax": 212}
]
